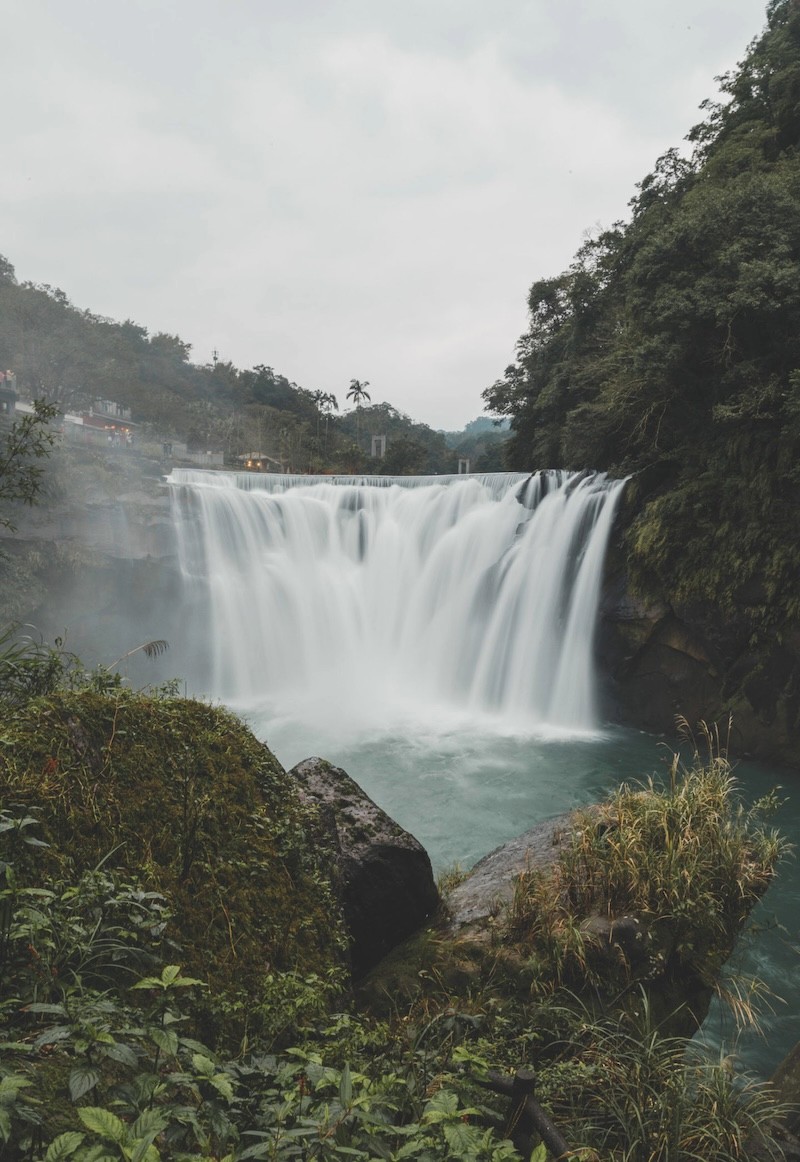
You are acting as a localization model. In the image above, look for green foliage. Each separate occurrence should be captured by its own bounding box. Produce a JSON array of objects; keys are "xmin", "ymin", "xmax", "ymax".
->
[
  {"xmin": 0, "ymin": 628, "xmax": 79, "ymax": 709},
  {"xmin": 0, "ymin": 261, "xmax": 458, "ymax": 476},
  {"xmin": 0, "ymin": 809, "xmax": 519, "ymax": 1160},
  {"xmin": 0, "ymin": 689, "xmax": 347, "ymax": 1008},
  {"xmin": 0, "ymin": 401, "xmax": 59, "ymax": 532},
  {"xmin": 440, "ymin": 419, "xmax": 510, "ymax": 473},
  {"xmin": 508, "ymin": 728, "xmax": 784, "ymax": 996},
  {"xmin": 536, "ymin": 1002, "xmax": 786, "ymax": 1161},
  {"xmin": 0, "ymin": 651, "xmax": 788, "ymax": 1158},
  {"xmin": 483, "ymin": 0, "xmax": 800, "ymax": 631},
  {"xmin": 0, "ymin": 753, "xmax": 788, "ymax": 1161}
]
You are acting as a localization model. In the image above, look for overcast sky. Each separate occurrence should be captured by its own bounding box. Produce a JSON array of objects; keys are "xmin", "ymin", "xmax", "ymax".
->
[{"xmin": 2, "ymin": 0, "xmax": 769, "ymax": 430}]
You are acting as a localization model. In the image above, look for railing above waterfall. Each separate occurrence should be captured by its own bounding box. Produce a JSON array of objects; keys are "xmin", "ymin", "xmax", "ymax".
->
[
  {"xmin": 168, "ymin": 467, "xmax": 530, "ymax": 491},
  {"xmin": 166, "ymin": 467, "xmax": 614, "ymax": 504}
]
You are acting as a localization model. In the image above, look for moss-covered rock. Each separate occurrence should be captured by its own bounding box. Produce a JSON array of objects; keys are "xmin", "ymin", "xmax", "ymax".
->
[{"xmin": 0, "ymin": 689, "xmax": 347, "ymax": 999}]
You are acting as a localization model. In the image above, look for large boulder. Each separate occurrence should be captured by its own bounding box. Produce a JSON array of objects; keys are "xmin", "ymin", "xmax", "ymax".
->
[
  {"xmin": 289, "ymin": 757, "xmax": 440, "ymax": 977},
  {"xmin": 445, "ymin": 813, "xmax": 575, "ymax": 931},
  {"xmin": 444, "ymin": 789, "xmax": 775, "ymax": 1037}
]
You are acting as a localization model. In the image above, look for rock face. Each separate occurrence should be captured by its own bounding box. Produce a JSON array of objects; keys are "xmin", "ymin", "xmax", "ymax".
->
[
  {"xmin": 747, "ymin": 1042, "xmax": 800, "ymax": 1160},
  {"xmin": 445, "ymin": 814, "xmax": 575, "ymax": 931},
  {"xmin": 289, "ymin": 757, "xmax": 440, "ymax": 977},
  {"xmin": 598, "ymin": 565, "xmax": 800, "ymax": 766},
  {"xmin": 0, "ymin": 448, "xmax": 184, "ymax": 688}
]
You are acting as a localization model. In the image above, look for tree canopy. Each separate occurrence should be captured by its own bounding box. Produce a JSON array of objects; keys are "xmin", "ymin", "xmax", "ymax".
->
[
  {"xmin": 0, "ymin": 400, "xmax": 59, "ymax": 531},
  {"xmin": 0, "ymin": 259, "xmax": 486, "ymax": 475},
  {"xmin": 484, "ymin": 0, "xmax": 800, "ymax": 627}
]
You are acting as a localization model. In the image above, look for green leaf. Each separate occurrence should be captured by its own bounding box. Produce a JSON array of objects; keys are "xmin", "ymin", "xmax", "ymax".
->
[
  {"xmin": 209, "ymin": 1073, "xmax": 235, "ymax": 1102},
  {"xmin": 77, "ymin": 1150, "xmax": 116, "ymax": 1162},
  {"xmin": 104, "ymin": 1041, "xmax": 138, "ymax": 1069},
  {"xmin": 443, "ymin": 1121, "xmax": 480, "ymax": 1154},
  {"xmin": 529, "ymin": 1145, "xmax": 548, "ymax": 1162},
  {"xmin": 77, "ymin": 1107, "xmax": 127, "ymax": 1143},
  {"xmin": 45, "ymin": 1132, "xmax": 86, "ymax": 1161},
  {"xmin": 237, "ymin": 1143, "xmax": 273, "ymax": 1161},
  {"xmin": 131, "ymin": 1109, "xmax": 169, "ymax": 1141},
  {"xmin": 422, "ymin": 1090, "xmax": 458, "ymax": 1124},
  {"xmin": 130, "ymin": 1142, "xmax": 161, "ymax": 1162},
  {"xmin": 190, "ymin": 1053, "xmax": 215, "ymax": 1078},
  {"xmin": 132, "ymin": 964, "xmax": 205, "ymax": 991},
  {"xmin": 33, "ymin": 1025, "xmax": 72, "ymax": 1050},
  {"xmin": 130, "ymin": 976, "xmax": 162, "ymax": 991},
  {"xmin": 0, "ymin": 1074, "xmax": 31, "ymax": 1098},
  {"xmin": 69, "ymin": 1065, "xmax": 101, "ymax": 1102},
  {"xmin": 149, "ymin": 1027, "xmax": 179, "ymax": 1057}
]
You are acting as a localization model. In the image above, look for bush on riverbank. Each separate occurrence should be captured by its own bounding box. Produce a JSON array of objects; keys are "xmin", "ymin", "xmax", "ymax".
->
[
  {"xmin": 507, "ymin": 723, "xmax": 784, "ymax": 1002},
  {"xmin": 1, "ymin": 808, "xmax": 786, "ymax": 1160},
  {"xmin": 0, "ymin": 653, "xmax": 788, "ymax": 1159}
]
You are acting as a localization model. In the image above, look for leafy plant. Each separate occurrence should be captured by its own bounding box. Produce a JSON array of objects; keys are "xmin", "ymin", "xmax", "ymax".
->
[{"xmin": 0, "ymin": 628, "xmax": 79, "ymax": 710}]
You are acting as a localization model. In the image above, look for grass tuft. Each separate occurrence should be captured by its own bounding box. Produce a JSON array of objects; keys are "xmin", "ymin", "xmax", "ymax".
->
[{"xmin": 507, "ymin": 723, "xmax": 786, "ymax": 1000}]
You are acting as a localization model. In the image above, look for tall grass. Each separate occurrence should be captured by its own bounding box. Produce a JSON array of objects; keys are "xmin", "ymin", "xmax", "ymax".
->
[
  {"xmin": 508, "ymin": 722, "xmax": 785, "ymax": 996},
  {"xmin": 541, "ymin": 1000, "xmax": 789, "ymax": 1162}
]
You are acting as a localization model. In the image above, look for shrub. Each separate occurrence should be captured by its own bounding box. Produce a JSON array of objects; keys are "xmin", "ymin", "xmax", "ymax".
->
[{"xmin": 507, "ymin": 726, "xmax": 784, "ymax": 996}]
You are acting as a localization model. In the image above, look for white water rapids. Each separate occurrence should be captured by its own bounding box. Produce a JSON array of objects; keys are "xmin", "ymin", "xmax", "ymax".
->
[{"xmin": 168, "ymin": 469, "xmax": 625, "ymax": 742}]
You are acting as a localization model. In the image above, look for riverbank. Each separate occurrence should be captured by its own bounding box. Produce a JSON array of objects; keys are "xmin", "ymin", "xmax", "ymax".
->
[{"xmin": 0, "ymin": 678, "xmax": 790, "ymax": 1159}]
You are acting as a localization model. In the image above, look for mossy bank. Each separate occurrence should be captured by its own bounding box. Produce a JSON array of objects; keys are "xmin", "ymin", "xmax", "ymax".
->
[{"xmin": 0, "ymin": 689, "xmax": 346, "ymax": 1002}]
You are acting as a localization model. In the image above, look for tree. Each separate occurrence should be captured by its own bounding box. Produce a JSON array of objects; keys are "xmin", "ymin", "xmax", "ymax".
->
[
  {"xmin": 381, "ymin": 436, "xmax": 428, "ymax": 476},
  {"xmin": 482, "ymin": 0, "xmax": 800, "ymax": 629},
  {"xmin": 320, "ymin": 392, "xmax": 338, "ymax": 460},
  {"xmin": 346, "ymin": 379, "xmax": 371, "ymax": 449},
  {"xmin": 0, "ymin": 400, "xmax": 59, "ymax": 531}
]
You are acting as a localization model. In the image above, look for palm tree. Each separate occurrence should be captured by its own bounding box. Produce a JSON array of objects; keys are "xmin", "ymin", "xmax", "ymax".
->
[
  {"xmin": 321, "ymin": 392, "xmax": 338, "ymax": 460},
  {"xmin": 312, "ymin": 389, "xmax": 326, "ymax": 450},
  {"xmin": 346, "ymin": 379, "xmax": 371, "ymax": 450}
]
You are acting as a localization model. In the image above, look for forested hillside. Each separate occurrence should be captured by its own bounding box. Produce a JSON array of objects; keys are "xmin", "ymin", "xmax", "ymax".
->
[
  {"xmin": 485, "ymin": 0, "xmax": 800, "ymax": 638},
  {"xmin": 0, "ymin": 257, "xmax": 499, "ymax": 474}
]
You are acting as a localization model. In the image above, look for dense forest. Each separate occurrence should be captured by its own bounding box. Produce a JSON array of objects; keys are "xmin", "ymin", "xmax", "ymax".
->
[
  {"xmin": 0, "ymin": 257, "xmax": 506, "ymax": 476},
  {"xmin": 485, "ymin": 0, "xmax": 800, "ymax": 640}
]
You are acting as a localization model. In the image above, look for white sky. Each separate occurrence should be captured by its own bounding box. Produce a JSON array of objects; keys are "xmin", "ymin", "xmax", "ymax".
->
[{"xmin": 1, "ymin": 0, "xmax": 769, "ymax": 430}]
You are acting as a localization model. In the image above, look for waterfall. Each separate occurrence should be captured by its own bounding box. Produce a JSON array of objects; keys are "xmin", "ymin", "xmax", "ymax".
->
[{"xmin": 168, "ymin": 469, "xmax": 625, "ymax": 739}]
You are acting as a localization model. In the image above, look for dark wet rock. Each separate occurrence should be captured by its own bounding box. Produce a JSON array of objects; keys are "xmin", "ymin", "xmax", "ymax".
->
[
  {"xmin": 289, "ymin": 757, "xmax": 440, "ymax": 978},
  {"xmin": 598, "ymin": 565, "xmax": 800, "ymax": 765},
  {"xmin": 580, "ymin": 914, "xmax": 650, "ymax": 972},
  {"xmin": 742, "ymin": 1038, "xmax": 800, "ymax": 1159},
  {"xmin": 594, "ymin": 475, "xmax": 800, "ymax": 766}
]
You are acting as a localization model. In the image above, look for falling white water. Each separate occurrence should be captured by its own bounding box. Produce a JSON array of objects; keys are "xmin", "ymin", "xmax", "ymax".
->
[{"xmin": 168, "ymin": 470, "xmax": 625, "ymax": 741}]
